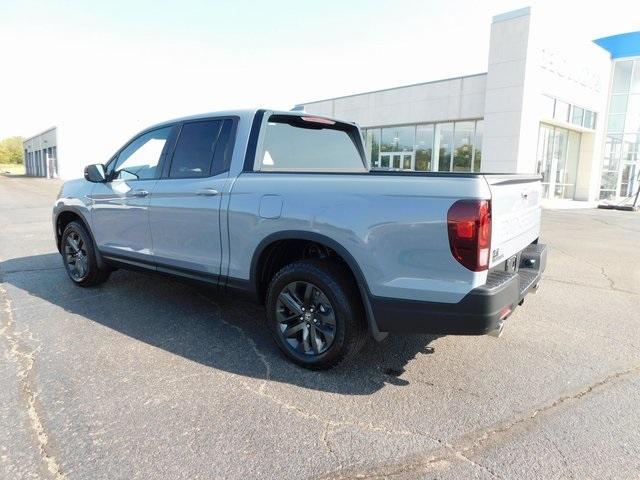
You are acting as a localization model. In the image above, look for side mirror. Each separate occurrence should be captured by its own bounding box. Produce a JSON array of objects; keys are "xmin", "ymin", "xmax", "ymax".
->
[{"xmin": 84, "ymin": 164, "xmax": 107, "ymax": 183}]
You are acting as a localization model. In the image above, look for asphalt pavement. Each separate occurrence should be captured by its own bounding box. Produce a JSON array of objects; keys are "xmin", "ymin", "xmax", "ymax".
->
[{"xmin": 1, "ymin": 174, "xmax": 639, "ymax": 479}]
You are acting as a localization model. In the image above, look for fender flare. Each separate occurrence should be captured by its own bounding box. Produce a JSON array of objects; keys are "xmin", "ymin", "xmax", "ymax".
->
[
  {"xmin": 250, "ymin": 230, "xmax": 387, "ymax": 341},
  {"xmin": 54, "ymin": 207, "xmax": 106, "ymax": 269}
]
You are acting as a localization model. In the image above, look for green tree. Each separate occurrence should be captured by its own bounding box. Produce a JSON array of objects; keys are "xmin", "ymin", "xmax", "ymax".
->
[{"xmin": 0, "ymin": 136, "xmax": 25, "ymax": 164}]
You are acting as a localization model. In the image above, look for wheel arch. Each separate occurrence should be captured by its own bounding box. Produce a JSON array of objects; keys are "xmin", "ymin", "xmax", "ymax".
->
[
  {"xmin": 250, "ymin": 230, "xmax": 386, "ymax": 341},
  {"xmin": 55, "ymin": 208, "xmax": 106, "ymax": 269}
]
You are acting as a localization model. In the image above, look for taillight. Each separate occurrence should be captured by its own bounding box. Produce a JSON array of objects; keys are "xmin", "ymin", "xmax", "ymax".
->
[{"xmin": 447, "ymin": 199, "xmax": 491, "ymax": 271}]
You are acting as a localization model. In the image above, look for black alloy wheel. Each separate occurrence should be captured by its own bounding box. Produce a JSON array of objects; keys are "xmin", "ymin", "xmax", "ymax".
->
[
  {"xmin": 60, "ymin": 221, "xmax": 111, "ymax": 287},
  {"xmin": 64, "ymin": 230, "xmax": 89, "ymax": 281},
  {"xmin": 275, "ymin": 280, "xmax": 337, "ymax": 356},
  {"xmin": 266, "ymin": 259, "xmax": 367, "ymax": 369}
]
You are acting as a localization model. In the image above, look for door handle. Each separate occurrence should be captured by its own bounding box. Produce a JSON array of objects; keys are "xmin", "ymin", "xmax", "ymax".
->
[
  {"xmin": 196, "ymin": 188, "xmax": 219, "ymax": 196},
  {"xmin": 131, "ymin": 189, "xmax": 149, "ymax": 197}
]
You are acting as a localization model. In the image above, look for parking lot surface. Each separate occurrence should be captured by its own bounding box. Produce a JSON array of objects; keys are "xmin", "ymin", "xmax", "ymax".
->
[{"xmin": 1, "ymin": 175, "xmax": 639, "ymax": 479}]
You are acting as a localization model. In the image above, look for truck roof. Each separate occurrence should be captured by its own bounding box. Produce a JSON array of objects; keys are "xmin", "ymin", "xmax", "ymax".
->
[{"xmin": 147, "ymin": 109, "xmax": 357, "ymax": 132}]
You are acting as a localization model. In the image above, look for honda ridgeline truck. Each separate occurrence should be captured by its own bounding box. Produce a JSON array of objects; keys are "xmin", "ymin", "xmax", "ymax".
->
[{"xmin": 53, "ymin": 109, "xmax": 546, "ymax": 369}]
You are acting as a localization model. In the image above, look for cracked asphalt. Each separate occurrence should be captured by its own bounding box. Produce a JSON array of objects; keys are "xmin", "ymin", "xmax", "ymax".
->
[{"xmin": 1, "ymin": 174, "xmax": 639, "ymax": 480}]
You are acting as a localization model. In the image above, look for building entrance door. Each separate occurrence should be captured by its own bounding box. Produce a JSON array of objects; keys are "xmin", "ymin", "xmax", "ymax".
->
[
  {"xmin": 536, "ymin": 124, "xmax": 581, "ymax": 199},
  {"xmin": 379, "ymin": 151, "xmax": 414, "ymax": 170}
]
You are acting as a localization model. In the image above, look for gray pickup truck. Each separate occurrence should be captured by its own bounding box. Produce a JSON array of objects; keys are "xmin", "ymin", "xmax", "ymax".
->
[{"xmin": 53, "ymin": 109, "xmax": 546, "ymax": 369}]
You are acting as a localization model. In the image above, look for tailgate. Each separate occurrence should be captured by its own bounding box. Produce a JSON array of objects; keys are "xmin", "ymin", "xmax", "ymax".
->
[{"xmin": 485, "ymin": 175, "xmax": 542, "ymax": 268}]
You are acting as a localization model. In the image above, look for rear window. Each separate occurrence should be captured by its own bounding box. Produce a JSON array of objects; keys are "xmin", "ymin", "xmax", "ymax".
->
[{"xmin": 259, "ymin": 115, "xmax": 366, "ymax": 172}]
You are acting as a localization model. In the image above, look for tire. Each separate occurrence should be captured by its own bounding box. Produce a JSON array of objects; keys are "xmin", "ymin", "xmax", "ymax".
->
[
  {"xmin": 265, "ymin": 259, "xmax": 368, "ymax": 370},
  {"xmin": 61, "ymin": 221, "xmax": 111, "ymax": 287}
]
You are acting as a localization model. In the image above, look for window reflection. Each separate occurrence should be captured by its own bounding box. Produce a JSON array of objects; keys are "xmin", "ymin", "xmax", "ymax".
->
[
  {"xmin": 554, "ymin": 101, "xmax": 570, "ymax": 122},
  {"xmin": 381, "ymin": 126, "xmax": 414, "ymax": 153},
  {"xmin": 415, "ymin": 125, "xmax": 434, "ymax": 171},
  {"xmin": 601, "ymin": 59, "xmax": 640, "ymax": 199},
  {"xmin": 363, "ymin": 120, "xmax": 483, "ymax": 173},
  {"xmin": 612, "ymin": 61, "xmax": 633, "ymax": 94},
  {"xmin": 474, "ymin": 121, "xmax": 483, "ymax": 172},
  {"xmin": 436, "ymin": 123, "xmax": 454, "ymax": 171},
  {"xmin": 364, "ymin": 129, "xmax": 380, "ymax": 169},
  {"xmin": 453, "ymin": 122, "xmax": 475, "ymax": 172}
]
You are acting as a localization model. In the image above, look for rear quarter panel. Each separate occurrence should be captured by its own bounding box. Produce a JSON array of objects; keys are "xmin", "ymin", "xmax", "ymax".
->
[{"xmin": 227, "ymin": 173, "xmax": 492, "ymax": 303}]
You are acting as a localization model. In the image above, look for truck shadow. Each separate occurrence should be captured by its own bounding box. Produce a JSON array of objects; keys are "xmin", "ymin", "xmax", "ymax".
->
[{"xmin": 2, "ymin": 253, "xmax": 440, "ymax": 395}]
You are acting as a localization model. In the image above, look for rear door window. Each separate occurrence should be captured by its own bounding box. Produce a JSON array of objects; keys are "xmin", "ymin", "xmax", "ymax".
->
[
  {"xmin": 259, "ymin": 115, "xmax": 366, "ymax": 172},
  {"xmin": 168, "ymin": 119, "xmax": 235, "ymax": 178}
]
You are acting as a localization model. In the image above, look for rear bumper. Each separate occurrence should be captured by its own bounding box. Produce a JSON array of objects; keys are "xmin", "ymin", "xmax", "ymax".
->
[{"xmin": 371, "ymin": 243, "xmax": 547, "ymax": 335}]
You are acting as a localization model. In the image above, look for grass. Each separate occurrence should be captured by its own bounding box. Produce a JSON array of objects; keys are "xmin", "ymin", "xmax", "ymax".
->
[{"xmin": 0, "ymin": 163, "xmax": 25, "ymax": 175}]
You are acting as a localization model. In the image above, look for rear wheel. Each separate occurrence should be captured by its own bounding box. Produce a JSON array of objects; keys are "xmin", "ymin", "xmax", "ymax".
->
[
  {"xmin": 61, "ymin": 221, "xmax": 111, "ymax": 287},
  {"xmin": 266, "ymin": 259, "xmax": 367, "ymax": 370}
]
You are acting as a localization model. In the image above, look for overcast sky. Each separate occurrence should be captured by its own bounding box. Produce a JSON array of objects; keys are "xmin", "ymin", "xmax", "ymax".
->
[{"xmin": 1, "ymin": 0, "xmax": 639, "ymax": 140}]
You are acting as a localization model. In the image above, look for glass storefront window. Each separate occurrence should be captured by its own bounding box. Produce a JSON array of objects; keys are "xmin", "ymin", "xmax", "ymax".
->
[
  {"xmin": 365, "ymin": 129, "xmax": 380, "ymax": 169},
  {"xmin": 536, "ymin": 124, "xmax": 581, "ymax": 199},
  {"xmin": 414, "ymin": 124, "xmax": 433, "ymax": 171},
  {"xmin": 620, "ymin": 163, "xmax": 639, "ymax": 197},
  {"xmin": 603, "ymin": 135, "xmax": 622, "ymax": 172},
  {"xmin": 452, "ymin": 121, "xmax": 475, "ymax": 172},
  {"xmin": 625, "ymin": 94, "xmax": 640, "ymax": 133},
  {"xmin": 612, "ymin": 61, "xmax": 633, "ymax": 93},
  {"xmin": 571, "ymin": 106, "xmax": 584, "ymax": 126},
  {"xmin": 599, "ymin": 190, "xmax": 616, "ymax": 200},
  {"xmin": 632, "ymin": 60, "xmax": 640, "ymax": 93},
  {"xmin": 600, "ymin": 171, "xmax": 618, "ymax": 190},
  {"xmin": 554, "ymin": 100, "xmax": 570, "ymax": 122},
  {"xmin": 361, "ymin": 120, "xmax": 482, "ymax": 173},
  {"xmin": 608, "ymin": 114, "xmax": 625, "ymax": 133},
  {"xmin": 610, "ymin": 94, "xmax": 627, "ymax": 114},
  {"xmin": 537, "ymin": 125, "xmax": 553, "ymax": 195},
  {"xmin": 436, "ymin": 123, "xmax": 454, "ymax": 171},
  {"xmin": 541, "ymin": 95, "xmax": 555, "ymax": 118},
  {"xmin": 381, "ymin": 126, "xmax": 415, "ymax": 153},
  {"xmin": 545, "ymin": 96, "xmax": 596, "ymax": 129},
  {"xmin": 474, "ymin": 121, "xmax": 483, "ymax": 172},
  {"xmin": 583, "ymin": 110, "xmax": 596, "ymax": 129},
  {"xmin": 558, "ymin": 130, "xmax": 580, "ymax": 199},
  {"xmin": 623, "ymin": 134, "xmax": 639, "ymax": 163},
  {"xmin": 601, "ymin": 60, "xmax": 640, "ymax": 200}
]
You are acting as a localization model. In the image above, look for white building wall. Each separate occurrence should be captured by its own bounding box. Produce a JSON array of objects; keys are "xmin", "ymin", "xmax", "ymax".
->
[
  {"xmin": 481, "ymin": 8, "xmax": 532, "ymax": 174},
  {"xmin": 482, "ymin": 7, "xmax": 610, "ymax": 199},
  {"xmin": 523, "ymin": 9, "xmax": 610, "ymax": 200},
  {"xmin": 301, "ymin": 74, "xmax": 487, "ymax": 127}
]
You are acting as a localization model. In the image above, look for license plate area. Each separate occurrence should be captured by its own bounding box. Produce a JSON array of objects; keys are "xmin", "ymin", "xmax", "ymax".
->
[{"xmin": 504, "ymin": 253, "xmax": 519, "ymax": 273}]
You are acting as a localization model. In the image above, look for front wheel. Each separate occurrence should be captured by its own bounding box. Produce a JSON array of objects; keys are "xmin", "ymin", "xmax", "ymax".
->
[
  {"xmin": 265, "ymin": 259, "xmax": 367, "ymax": 370},
  {"xmin": 61, "ymin": 221, "xmax": 111, "ymax": 287}
]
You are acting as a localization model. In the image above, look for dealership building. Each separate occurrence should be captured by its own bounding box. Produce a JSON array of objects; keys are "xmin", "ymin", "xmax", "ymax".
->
[
  {"xmin": 298, "ymin": 7, "xmax": 640, "ymax": 202},
  {"xmin": 23, "ymin": 7, "xmax": 640, "ymax": 203}
]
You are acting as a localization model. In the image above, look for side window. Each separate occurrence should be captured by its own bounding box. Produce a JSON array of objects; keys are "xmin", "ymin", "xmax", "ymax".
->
[
  {"xmin": 168, "ymin": 119, "xmax": 234, "ymax": 178},
  {"xmin": 110, "ymin": 127, "xmax": 172, "ymax": 181}
]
